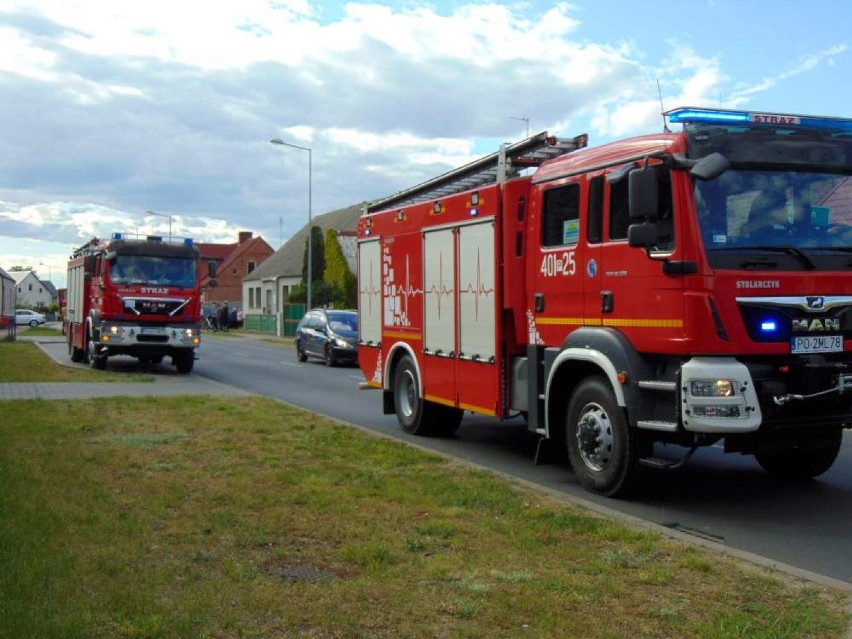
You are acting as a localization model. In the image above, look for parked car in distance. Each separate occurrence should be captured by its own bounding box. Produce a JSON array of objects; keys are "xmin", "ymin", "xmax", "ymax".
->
[
  {"xmin": 294, "ymin": 309, "xmax": 358, "ymax": 366},
  {"xmin": 15, "ymin": 309, "xmax": 47, "ymax": 327}
]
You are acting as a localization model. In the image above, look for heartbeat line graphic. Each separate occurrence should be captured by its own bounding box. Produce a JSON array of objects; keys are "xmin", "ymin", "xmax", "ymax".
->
[
  {"xmin": 358, "ymin": 258, "xmax": 380, "ymax": 316},
  {"xmin": 425, "ymin": 251, "xmax": 454, "ymax": 319},
  {"xmin": 459, "ymin": 247, "xmax": 494, "ymax": 321}
]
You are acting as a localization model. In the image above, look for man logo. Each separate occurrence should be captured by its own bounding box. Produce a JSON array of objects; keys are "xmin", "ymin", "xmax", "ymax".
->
[
  {"xmin": 806, "ymin": 296, "xmax": 825, "ymax": 310},
  {"xmin": 792, "ymin": 318, "xmax": 840, "ymax": 332}
]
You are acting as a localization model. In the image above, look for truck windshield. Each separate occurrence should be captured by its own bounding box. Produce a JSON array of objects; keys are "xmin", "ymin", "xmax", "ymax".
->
[
  {"xmin": 109, "ymin": 255, "xmax": 197, "ymax": 288},
  {"xmin": 694, "ymin": 170, "xmax": 852, "ymax": 268}
]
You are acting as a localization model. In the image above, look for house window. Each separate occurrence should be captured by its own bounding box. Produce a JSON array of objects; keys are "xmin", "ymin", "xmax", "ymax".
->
[
  {"xmin": 255, "ymin": 286, "xmax": 261, "ymax": 309},
  {"xmin": 28, "ymin": 283, "xmax": 32, "ymax": 291},
  {"xmin": 248, "ymin": 288, "xmax": 254, "ymax": 308},
  {"xmin": 247, "ymin": 260, "xmax": 256, "ymax": 274}
]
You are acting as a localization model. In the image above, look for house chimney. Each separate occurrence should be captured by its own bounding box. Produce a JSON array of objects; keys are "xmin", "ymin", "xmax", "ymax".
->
[{"xmin": 238, "ymin": 231, "xmax": 253, "ymax": 243}]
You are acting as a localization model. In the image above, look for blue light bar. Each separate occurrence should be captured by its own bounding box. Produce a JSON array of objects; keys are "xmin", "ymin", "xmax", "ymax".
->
[
  {"xmin": 666, "ymin": 107, "xmax": 852, "ymax": 131},
  {"xmin": 183, "ymin": 238, "xmax": 193, "ymax": 245},
  {"xmin": 112, "ymin": 232, "xmax": 123, "ymax": 239},
  {"xmin": 760, "ymin": 320, "xmax": 778, "ymax": 332}
]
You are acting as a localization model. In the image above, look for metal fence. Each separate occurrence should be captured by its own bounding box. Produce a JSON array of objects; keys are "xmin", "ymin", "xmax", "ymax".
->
[{"xmin": 244, "ymin": 304, "xmax": 305, "ymax": 337}]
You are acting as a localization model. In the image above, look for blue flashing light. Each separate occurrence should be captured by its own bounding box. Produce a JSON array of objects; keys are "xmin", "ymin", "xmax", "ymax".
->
[
  {"xmin": 183, "ymin": 238, "xmax": 193, "ymax": 245},
  {"xmin": 666, "ymin": 106, "xmax": 852, "ymax": 131},
  {"xmin": 112, "ymin": 232, "xmax": 124, "ymax": 239},
  {"xmin": 668, "ymin": 108, "xmax": 750, "ymax": 124},
  {"xmin": 760, "ymin": 320, "xmax": 778, "ymax": 333}
]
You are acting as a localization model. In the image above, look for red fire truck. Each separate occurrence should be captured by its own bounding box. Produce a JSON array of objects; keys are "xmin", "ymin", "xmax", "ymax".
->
[
  {"xmin": 66, "ymin": 233, "xmax": 214, "ymax": 373},
  {"xmin": 358, "ymin": 107, "xmax": 852, "ymax": 496}
]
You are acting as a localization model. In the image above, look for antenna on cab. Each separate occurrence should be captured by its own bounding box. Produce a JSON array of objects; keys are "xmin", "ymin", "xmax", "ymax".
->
[{"xmin": 657, "ymin": 79, "xmax": 670, "ymax": 133}]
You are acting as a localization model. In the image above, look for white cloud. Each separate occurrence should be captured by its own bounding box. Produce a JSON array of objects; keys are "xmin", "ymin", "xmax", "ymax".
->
[{"xmin": 0, "ymin": 0, "xmax": 848, "ymax": 280}]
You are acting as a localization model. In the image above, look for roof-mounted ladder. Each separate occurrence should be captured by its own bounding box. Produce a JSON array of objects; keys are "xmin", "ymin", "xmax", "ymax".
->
[{"xmin": 366, "ymin": 130, "xmax": 588, "ymax": 213}]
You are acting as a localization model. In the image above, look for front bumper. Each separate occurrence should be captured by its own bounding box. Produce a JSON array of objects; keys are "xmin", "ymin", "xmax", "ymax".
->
[{"xmin": 97, "ymin": 322, "xmax": 200, "ymax": 353}]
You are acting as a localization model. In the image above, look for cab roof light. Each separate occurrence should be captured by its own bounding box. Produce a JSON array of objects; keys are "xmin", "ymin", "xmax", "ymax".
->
[
  {"xmin": 112, "ymin": 232, "xmax": 123, "ymax": 240},
  {"xmin": 666, "ymin": 107, "xmax": 852, "ymax": 131}
]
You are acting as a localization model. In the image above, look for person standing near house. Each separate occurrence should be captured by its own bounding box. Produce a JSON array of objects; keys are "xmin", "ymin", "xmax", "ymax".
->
[{"xmin": 218, "ymin": 301, "xmax": 229, "ymax": 332}]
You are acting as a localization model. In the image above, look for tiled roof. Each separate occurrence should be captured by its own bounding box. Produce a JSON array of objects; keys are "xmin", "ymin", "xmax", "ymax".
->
[{"xmin": 246, "ymin": 203, "xmax": 363, "ymax": 282}]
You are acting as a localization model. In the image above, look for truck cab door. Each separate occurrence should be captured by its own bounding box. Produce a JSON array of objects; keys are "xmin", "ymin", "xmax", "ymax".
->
[
  {"xmin": 593, "ymin": 164, "xmax": 685, "ymax": 352},
  {"xmin": 528, "ymin": 181, "xmax": 586, "ymax": 346}
]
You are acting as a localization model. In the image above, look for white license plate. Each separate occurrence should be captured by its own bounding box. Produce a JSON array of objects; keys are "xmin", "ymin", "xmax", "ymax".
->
[
  {"xmin": 791, "ymin": 335, "xmax": 843, "ymax": 354},
  {"xmin": 140, "ymin": 327, "xmax": 166, "ymax": 335}
]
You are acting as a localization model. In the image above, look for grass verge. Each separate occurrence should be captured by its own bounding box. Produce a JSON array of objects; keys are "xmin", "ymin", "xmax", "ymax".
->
[
  {"xmin": 0, "ymin": 341, "xmax": 153, "ymax": 382},
  {"xmin": 0, "ymin": 394, "xmax": 847, "ymax": 638},
  {"xmin": 18, "ymin": 326, "xmax": 64, "ymax": 337}
]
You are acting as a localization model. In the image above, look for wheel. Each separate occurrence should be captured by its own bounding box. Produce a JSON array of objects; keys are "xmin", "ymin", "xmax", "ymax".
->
[
  {"xmin": 755, "ymin": 429, "xmax": 842, "ymax": 480},
  {"xmin": 81, "ymin": 328, "xmax": 92, "ymax": 364},
  {"xmin": 173, "ymin": 351, "xmax": 194, "ymax": 374},
  {"xmin": 89, "ymin": 341, "xmax": 107, "ymax": 370},
  {"xmin": 432, "ymin": 405, "xmax": 464, "ymax": 436},
  {"xmin": 69, "ymin": 335, "xmax": 83, "ymax": 362},
  {"xmin": 324, "ymin": 344, "xmax": 336, "ymax": 367},
  {"xmin": 295, "ymin": 340, "xmax": 308, "ymax": 363},
  {"xmin": 29, "ymin": 319, "xmax": 39, "ymax": 327},
  {"xmin": 565, "ymin": 377, "xmax": 639, "ymax": 497},
  {"xmin": 394, "ymin": 356, "xmax": 433, "ymax": 435}
]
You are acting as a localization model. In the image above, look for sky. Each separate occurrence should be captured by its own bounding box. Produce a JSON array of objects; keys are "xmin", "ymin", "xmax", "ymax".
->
[{"xmin": 1, "ymin": 0, "xmax": 850, "ymax": 289}]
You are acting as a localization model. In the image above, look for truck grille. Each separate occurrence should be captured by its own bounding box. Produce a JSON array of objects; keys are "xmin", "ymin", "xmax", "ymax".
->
[{"xmin": 121, "ymin": 297, "xmax": 188, "ymax": 317}]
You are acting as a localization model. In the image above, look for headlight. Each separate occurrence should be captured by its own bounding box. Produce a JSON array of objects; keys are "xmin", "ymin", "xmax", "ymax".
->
[
  {"xmin": 334, "ymin": 338, "xmax": 351, "ymax": 348},
  {"xmin": 101, "ymin": 324, "xmax": 123, "ymax": 341},
  {"xmin": 690, "ymin": 379, "xmax": 736, "ymax": 397}
]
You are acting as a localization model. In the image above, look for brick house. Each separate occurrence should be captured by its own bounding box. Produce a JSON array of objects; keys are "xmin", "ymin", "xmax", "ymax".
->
[{"xmin": 198, "ymin": 232, "xmax": 274, "ymax": 307}]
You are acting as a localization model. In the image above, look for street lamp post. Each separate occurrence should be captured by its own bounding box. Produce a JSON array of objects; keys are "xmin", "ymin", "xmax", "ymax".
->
[
  {"xmin": 269, "ymin": 138, "xmax": 313, "ymax": 311},
  {"xmin": 145, "ymin": 210, "xmax": 172, "ymax": 241}
]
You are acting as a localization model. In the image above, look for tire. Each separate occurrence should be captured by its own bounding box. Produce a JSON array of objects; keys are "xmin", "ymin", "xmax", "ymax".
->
[
  {"xmin": 173, "ymin": 351, "xmax": 194, "ymax": 374},
  {"xmin": 82, "ymin": 328, "xmax": 92, "ymax": 364},
  {"xmin": 565, "ymin": 377, "xmax": 639, "ymax": 497},
  {"xmin": 296, "ymin": 340, "xmax": 308, "ymax": 363},
  {"xmin": 755, "ymin": 429, "xmax": 842, "ymax": 480},
  {"xmin": 432, "ymin": 405, "xmax": 464, "ymax": 436},
  {"xmin": 392, "ymin": 356, "xmax": 440, "ymax": 435},
  {"xmin": 89, "ymin": 342, "xmax": 107, "ymax": 370},
  {"xmin": 29, "ymin": 320, "xmax": 39, "ymax": 327},
  {"xmin": 68, "ymin": 334, "xmax": 83, "ymax": 363},
  {"xmin": 324, "ymin": 344, "xmax": 336, "ymax": 367}
]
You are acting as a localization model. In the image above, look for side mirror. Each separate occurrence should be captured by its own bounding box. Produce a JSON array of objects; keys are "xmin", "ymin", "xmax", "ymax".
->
[
  {"xmin": 629, "ymin": 167, "xmax": 659, "ymax": 221},
  {"xmin": 627, "ymin": 222, "xmax": 658, "ymax": 248},
  {"xmin": 691, "ymin": 152, "xmax": 730, "ymax": 181}
]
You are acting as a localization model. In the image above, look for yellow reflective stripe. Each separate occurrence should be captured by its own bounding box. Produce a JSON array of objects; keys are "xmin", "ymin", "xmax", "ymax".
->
[
  {"xmin": 602, "ymin": 318, "xmax": 683, "ymax": 328},
  {"xmin": 383, "ymin": 331, "xmax": 422, "ymax": 341},
  {"xmin": 536, "ymin": 317, "xmax": 683, "ymax": 328},
  {"xmin": 458, "ymin": 402, "xmax": 497, "ymax": 416}
]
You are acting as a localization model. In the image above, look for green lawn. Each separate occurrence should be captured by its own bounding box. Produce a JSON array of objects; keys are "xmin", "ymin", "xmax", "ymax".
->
[{"xmin": 0, "ymin": 343, "xmax": 847, "ymax": 638}]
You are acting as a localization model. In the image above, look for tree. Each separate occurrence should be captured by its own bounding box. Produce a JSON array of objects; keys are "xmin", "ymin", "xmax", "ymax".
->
[
  {"xmin": 302, "ymin": 226, "xmax": 325, "ymax": 287},
  {"xmin": 323, "ymin": 229, "xmax": 356, "ymax": 308}
]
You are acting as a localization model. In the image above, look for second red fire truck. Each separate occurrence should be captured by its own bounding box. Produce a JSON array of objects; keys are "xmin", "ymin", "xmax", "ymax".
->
[
  {"xmin": 66, "ymin": 233, "xmax": 214, "ymax": 373},
  {"xmin": 358, "ymin": 107, "xmax": 852, "ymax": 496}
]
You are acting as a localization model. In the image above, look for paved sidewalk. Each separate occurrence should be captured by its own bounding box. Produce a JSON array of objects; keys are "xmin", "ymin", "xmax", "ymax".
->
[{"xmin": 2, "ymin": 332, "xmax": 254, "ymax": 401}]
